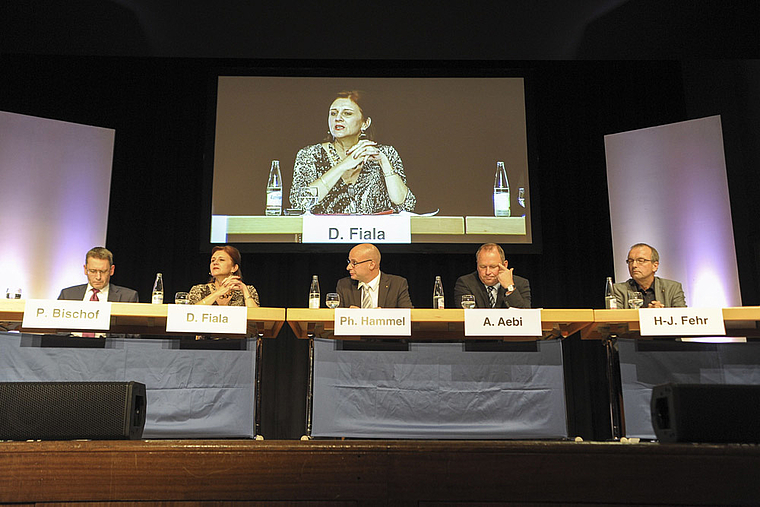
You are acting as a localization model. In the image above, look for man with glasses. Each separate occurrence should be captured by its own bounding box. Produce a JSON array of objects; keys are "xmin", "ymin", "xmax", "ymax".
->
[
  {"xmin": 613, "ymin": 243, "xmax": 686, "ymax": 308},
  {"xmin": 454, "ymin": 243, "xmax": 531, "ymax": 309},
  {"xmin": 58, "ymin": 247, "xmax": 139, "ymax": 302},
  {"xmin": 336, "ymin": 243, "xmax": 413, "ymax": 308}
]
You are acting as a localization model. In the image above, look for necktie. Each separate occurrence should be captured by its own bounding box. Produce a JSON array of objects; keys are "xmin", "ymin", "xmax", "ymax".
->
[
  {"xmin": 83, "ymin": 289, "xmax": 100, "ymax": 337},
  {"xmin": 487, "ymin": 285, "xmax": 496, "ymax": 308},
  {"xmin": 361, "ymin": 285, "xmax": 372, "ymax": 308}
]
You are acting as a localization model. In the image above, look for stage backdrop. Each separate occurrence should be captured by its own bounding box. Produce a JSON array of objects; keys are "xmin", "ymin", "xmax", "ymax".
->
[
  {"xmin": 0, "ymin": 111, "xmax": 114, "ymax": 299},
  {"xmin": 604, "ymin": 115, "xmax": 741, "ymax": 315}
]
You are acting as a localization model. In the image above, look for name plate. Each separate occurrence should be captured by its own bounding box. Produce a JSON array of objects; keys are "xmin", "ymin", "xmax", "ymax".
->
[
  {"xmin": 22, "ymin": 299, "xmax": 112, "ymax": 330},
  {"xmin": 639, "ymin": 307, "xmax": 726, "ymax": 336},
  {"xmin": 166, "ymin": 305, "xmax": 248, "ymax": 334},
  {"xmin": 302, "ymin": 214, "xmax": 411, "ymax": 243},
  {"xmin": 464, "ymin": 309, "xmax": 543, "ymax": 337},
  {"xmin": 334, "ymin": 308, "xmax": 411, "ymax": 336}
]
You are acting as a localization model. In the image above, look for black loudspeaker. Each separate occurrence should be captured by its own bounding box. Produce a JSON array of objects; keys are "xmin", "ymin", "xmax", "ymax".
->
[
  {"xmin": 651, "ymin": 383, "xmax": 760, "ymax": 443},
  {"xmin": 0, "ymin": 381, "xmax": 146, "ymax": 440}
]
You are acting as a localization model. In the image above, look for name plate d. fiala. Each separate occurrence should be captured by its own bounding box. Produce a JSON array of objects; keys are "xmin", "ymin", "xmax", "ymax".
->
[
  {"xmin": 302, "ymin": 214, "xmax": 411, "ymax": 244},
  {"xmin": 639, "ymin": 307, "xmax": 725, "ymax": 336},
  {"xmin": 166, "ymin": 305, "xmax": 248, "ymax": 334},
  {"xmin": 22, "ymin": 299, "xmax": 112, "ymax": 330},
  {"xmin": 334, "ymin": 308, "xmax": 411, "ymax": 336},
  {"xmin": 464, "ymin": 309, "xmax": 543, "ymax": 337}
]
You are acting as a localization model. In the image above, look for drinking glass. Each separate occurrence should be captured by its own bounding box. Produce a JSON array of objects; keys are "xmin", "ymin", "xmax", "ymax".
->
[
  {"xmin": 461, "ymin": 294, "xmax": 476, "ymax": 309},
  {"xmin": 174, "ymin": 291, "xmax": 190, "ymax": 304},
  {"xmin": 300, "ymin": 186, "xmax": 318, "ymax": 214},
  {"xmin": 5, "ymin": 288, "xmax": 21, "ymax": 299},
  {"xmin": 627, "ymin": 291, "xmax": 644, "ymax": 309},
  {"xmin": 326, "ymin": 292, "xmax": 340, "ymax": 309}
]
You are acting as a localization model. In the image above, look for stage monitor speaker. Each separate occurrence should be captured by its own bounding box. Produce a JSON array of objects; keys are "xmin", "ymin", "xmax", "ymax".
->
[
  {"xmin": 651, "ymin": 383, "xmax": 760, "ymax": 443},
  {"xmin": 0, "ymin": 381, "xmax": 146, "ymax": 440}
]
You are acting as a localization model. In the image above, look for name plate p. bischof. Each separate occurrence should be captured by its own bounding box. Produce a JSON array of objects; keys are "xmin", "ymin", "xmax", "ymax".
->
[
  {"xmin": 166, "ymin": 305, "xmax": 248, "ymax": 334},
  {"xmin": 334, "ymin": 308, "xmax": 412, "ymax": 336},
  {"xmin": 302, "ymin": 214, "xmax": 411, "ymax": 243},
  {"xmin": 22, "ymin": 299, "xmax": 112, "ymax": 330},
  {"xmin": 638, "ymin": 307, "xmax": 726, "ymax": 336},
  {"xmin": 464, "ymin": 309, "xmax": 543, "ymax": 337}
]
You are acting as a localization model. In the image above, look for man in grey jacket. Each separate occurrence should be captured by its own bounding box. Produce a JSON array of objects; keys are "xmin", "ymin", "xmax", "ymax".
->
[{"xmin": 613, "ymin": 243, "xmax": 686, "ymax": 308}]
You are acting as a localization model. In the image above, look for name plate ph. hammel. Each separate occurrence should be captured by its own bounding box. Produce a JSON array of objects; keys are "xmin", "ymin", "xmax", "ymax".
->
[
  {"xmin": 302, "ymin": 214, "xmax": 411, "ymax": 244},
  {"xmin": 334, "ymin": 308, "xmax": 412, "ymax": 336},
  {"xmin": 638, "ymin": 307, "xmax": 726, "ymax": 336},
  {"xmin": 166, "ymin": 305, "xmax": 248, "ymax": 334},
  {"xmin": 464, "ymin": 309, "xmax": 543, "ymax": 337},
  {"xmin": 22, "ymin": 299, "xmax": 112, "ymax": 330}
]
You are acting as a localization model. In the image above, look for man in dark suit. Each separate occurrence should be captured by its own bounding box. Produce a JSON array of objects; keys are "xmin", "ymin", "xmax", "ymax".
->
[
  {"xmin": 612, "ymin": 243, "xmax": 686, "ymax": 308},
  {"xmin": 454, "ymin": 243, "xmax": 531, "ymax": 309},
  {"xmin": 58, "ymin": 247, "xmax": 139, "ymax": 302},
  {"xmin": 336, "ymin": 243, "xmax": 413, "ymax": 308}
]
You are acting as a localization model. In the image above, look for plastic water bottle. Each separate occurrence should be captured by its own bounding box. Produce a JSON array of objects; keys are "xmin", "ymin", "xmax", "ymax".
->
[
  {"xmin": 309, "ymin": 275, "xmax": 320, "ymax": 308},
  {"xmin": 604, "ymin": 277, "xmax": 618, "ymax": 309},
  {"xmin": 266, "ymin": 160, "xmax": 283, "ymax": 216},
  {"xmin": 493, "ymin": 161, "xmax": 511, "ymax": 217},
  {"xmin": 152, "ymin": 273, "xmax": 164, "ymax": 304},
  {"xmin": 433, "ymin": 276, "xmax": 445, "ymax": 309}
]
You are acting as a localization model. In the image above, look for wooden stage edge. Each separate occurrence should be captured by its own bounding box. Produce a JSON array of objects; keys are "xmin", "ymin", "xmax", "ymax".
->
[{"xmin": 1, "ymin": 439, "xmax": 759, "ymax": 506}]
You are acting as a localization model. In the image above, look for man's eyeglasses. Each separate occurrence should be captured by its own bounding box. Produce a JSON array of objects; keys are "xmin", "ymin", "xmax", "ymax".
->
[
  {"xmin": 625, "ymin": 258, "xmax": 652, "ymax": 265},
  {"xmin": 86, "ymin": 268, "xmax": 110, "ymax": 276},
  {"xmin": 347, "ymin": 259, "xmax": 372, "ymax": 267}
]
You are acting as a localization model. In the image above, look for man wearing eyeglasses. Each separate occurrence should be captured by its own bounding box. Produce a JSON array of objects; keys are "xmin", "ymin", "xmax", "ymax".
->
[
  {"xmin": 336, "ymin": 243, "xmax": 413, "ymax": 308},
  {"xmin": 58, "ymin": 247, "xmax": 139, "ymax": 302},
  {"xmin": 613, "ymin": 243, "xmax": 686, "ymax": 308}
]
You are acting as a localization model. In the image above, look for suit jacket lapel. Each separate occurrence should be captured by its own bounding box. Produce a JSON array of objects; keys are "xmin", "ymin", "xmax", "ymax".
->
[
  {"xmin": 653, "ymin": 277, "xmax": 664, "ymax": 304},
  {"xmin": 350, "ymin": 279, "xmax": 362, "ymax": 307},
  {"xmin": 497, "ymin": 286, "xmax": 507, "ymax": 308},
  {"xmin": 377, "ymin": 273, "xmax": 389, "ymax": 308}
]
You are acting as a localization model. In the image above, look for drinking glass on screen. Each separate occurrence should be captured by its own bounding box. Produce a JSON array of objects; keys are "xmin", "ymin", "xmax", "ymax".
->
[
  {"xmin": 174, "ymin": 291, "xmax": 190, "ymax": 304},
  {"xmin": 628, "ymin": 291, "xmax": 644, "ymax": 309},
  {"xmin": 300, "ymin": 186, "xmax": 319, "ymax": 214},
  {"xmin": 326, "ymin": 292, "xmax": 340, "ymax": 309},
  {"xmin": 461, "ymin": 294, "xmax": 476, "ymax": 309}
]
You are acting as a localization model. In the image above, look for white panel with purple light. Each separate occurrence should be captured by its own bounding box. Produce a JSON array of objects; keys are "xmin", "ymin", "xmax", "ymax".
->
[
  {"xmin": 0, "ymin": 111, "xmax": 114, "ymax": 299},
  {"xmin": 605, "ymin": 115, "xmax": 742, "ymax": 341}
]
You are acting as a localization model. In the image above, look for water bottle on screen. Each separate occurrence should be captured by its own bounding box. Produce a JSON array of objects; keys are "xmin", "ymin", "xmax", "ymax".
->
[
  {"xmin": 265, "ymin": 160, "xmax": 283, "ymax": 216},
  {"xmin": 604, "ymin": 277, "xmax": 618, "ymax": 309},
  {"xmin": 151, "ymin": 273, "xmax": 164, "ymax": 304},
  {"xmin": 433, "ymin": 276, "xmax": 445, "ymax": 309},
  {"xmin": 493, "ymin": 161, "xmax": 511, "ymax": 217},
  {"xmin": 309, "ymin": 275, "xmax": 320, "ymax": 308}
]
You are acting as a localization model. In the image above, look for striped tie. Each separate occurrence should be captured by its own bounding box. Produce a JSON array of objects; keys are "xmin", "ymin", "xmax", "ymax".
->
[
  {"xmin": 361, "ymin": 285, "xmax": 372, "ymax": 308},
  {"xmin": 487, "ymin": 285, "xmax": 496, "ymax": 308}
]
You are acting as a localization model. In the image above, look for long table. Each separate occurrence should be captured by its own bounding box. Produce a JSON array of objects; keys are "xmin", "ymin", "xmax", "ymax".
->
[{"xmin": 3, "ymin": 301, "xmax": 757, "ymax": 340}]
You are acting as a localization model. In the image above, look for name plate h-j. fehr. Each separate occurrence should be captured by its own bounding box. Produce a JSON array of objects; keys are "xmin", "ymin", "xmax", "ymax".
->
[
  {"xmin": 334, "ymin": 308, "xmax": 412, "ymax": 336},
  {"xmin": 464, "ymin": 309, "xmax": 543, "ymax": 337},
  {"xmin": 638, "ymin": 307, "xmax": 726, "ymax": 336},
  {"xmin": 166, "ymin": 305, "xmax": 248, "ymax": 334},
  {"xmin": 22, "ymin": 299, "xmax": 112, "ymax": 330},
  {"xmin": 302, "ymin": 215, "xmax": 411, "ymax": 244}
]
